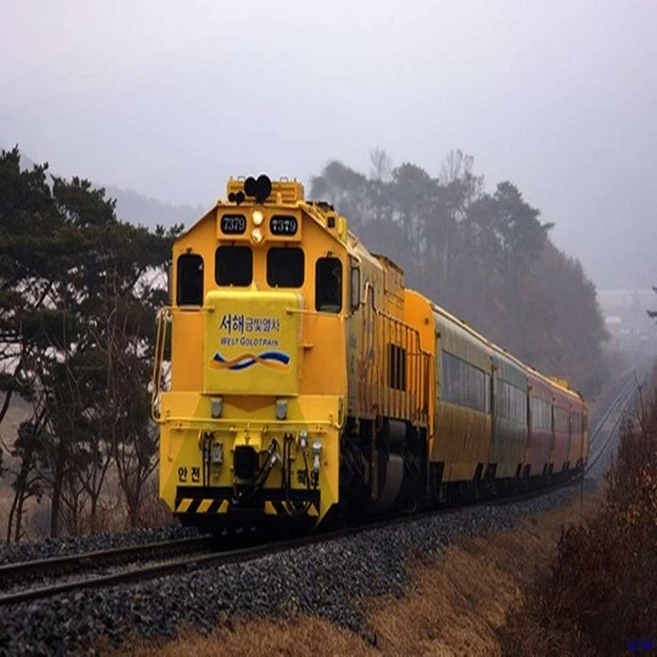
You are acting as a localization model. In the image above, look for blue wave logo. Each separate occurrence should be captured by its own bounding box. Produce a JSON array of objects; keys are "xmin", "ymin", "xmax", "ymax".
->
[{"xmin": 209, "ymin": 350, "xmax": 290, "ymax": 371}]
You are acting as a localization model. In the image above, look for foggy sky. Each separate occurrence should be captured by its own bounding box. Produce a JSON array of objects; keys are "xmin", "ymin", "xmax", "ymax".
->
[{"xmin": 1, "ymin": 0, "xmax": 656, "ymax": 289}]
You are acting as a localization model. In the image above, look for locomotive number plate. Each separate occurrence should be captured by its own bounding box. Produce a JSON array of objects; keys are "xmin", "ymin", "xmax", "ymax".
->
[
  {"xmin": 270, "ymin": 215, "xmax": 298, "ymax": 236},
  {"xmin": 221, "ymin": 214, "xmax": 247, "ymax": 235}
]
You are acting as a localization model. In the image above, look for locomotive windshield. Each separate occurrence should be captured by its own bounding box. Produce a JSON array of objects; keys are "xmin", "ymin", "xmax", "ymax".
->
[
  {"xmin": 215, "ymin": 245, "xmax": 252, "ymax": 286},
  {"xmin": 267, "ymin": 247, "xmax": 304, "ymax": 288}
]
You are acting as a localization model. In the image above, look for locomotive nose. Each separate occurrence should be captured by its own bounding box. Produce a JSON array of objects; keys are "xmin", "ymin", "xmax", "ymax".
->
[{"xmin": 203, "ymin": 289, "xmax": 303, "ymax": 397}]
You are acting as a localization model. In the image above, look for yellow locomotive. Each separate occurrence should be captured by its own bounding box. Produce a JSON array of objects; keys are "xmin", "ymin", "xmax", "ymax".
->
[{"xmin": 152, "ymin": 175, "xmax": 588, "ymax": 530}]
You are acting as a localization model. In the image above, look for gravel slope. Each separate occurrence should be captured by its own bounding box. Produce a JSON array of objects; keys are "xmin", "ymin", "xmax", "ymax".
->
[{"xmin": 0, "ymin": 483, "xmax": 588, "ymax": 657}]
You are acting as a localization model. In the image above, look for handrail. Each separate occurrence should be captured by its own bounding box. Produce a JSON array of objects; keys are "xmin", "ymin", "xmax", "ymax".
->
[
  {"xmin": 362, "ymin": 281, "xmax": 426, "ymax": 346},
  {"xmin": 359, "ymin": 282, "xmax": 431, "ymax": 425},
  {"xmin": 151, "ymin": 307, "xmax": 171, "ymax": 422}
]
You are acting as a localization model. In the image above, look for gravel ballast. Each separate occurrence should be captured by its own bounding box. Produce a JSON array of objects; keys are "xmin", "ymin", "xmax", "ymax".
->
[
  {"xmin": 0, "ymin": 525, "xmax": 201, "ymax": 567},
  {"xmin": 0, "ymin": 482, "xmax": 587, "ymax": 657}
]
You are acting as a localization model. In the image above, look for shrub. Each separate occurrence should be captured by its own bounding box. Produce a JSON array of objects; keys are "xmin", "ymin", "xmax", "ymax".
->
[{"xmin": 500, "ymin": 373, "xmax": 657, "ymax": 656}]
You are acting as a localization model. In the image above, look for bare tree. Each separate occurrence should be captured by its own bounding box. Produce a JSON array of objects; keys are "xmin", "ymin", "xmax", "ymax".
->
[
  {"xmin": 369, "ymin": 147, "xmax": 393, "ymax": 182},
  {"xmin": 439, "ymin": 149, "xmax": 474, "ymax": 185}
]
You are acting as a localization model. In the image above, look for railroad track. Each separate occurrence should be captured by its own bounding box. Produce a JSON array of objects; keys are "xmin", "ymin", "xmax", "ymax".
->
[
  {"xmin": 0, "ymin": 370, "xmax": 645, "ymax": 608},
  {"xmin": 0, "ymin": 521, "xmax": 399, "ymax": 608},
  {"xmin": 585, "ymin": 368, "xmax": 644, "ymax": 474},
  {"xmin": 0, "ymin": 535, "xmax": 215, "ymax": 606}
]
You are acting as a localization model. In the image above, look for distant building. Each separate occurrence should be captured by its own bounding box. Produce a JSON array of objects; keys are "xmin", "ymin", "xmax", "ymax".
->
[
  {"xmin": 604, "ymin": 316, "xmax": 622, "ymax": 349},
  {"xmin": 597, "ymin": 289, "xmax": 657, "ymax": 356}
]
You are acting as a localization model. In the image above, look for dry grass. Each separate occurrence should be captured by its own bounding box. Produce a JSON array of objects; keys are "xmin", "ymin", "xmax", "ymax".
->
[
  {"xmin": 121, "ymin": 490, "xmax": 598, "ymax": 657},
  {"xmin": 72, "ymin": 476, "xmax": 172, "ymax": 535},
  {"xmin": 365, "ymin": 491, "xmax": 598, "ymax": 657},
  {"xmin": 500, "ymin": 374, "xmax": 657, "ymax": 657},
  {"xmin": 0, "ymin": 474, "xmax": 173, "ymax": 543},
  {"xmin": 109, "ymin": 616, "xmax": 374, "ymax": 657}
]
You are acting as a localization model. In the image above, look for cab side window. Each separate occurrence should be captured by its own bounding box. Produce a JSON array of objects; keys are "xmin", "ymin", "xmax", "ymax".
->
[
  {"xmin": 177, "ymin": 254, "xmax": 203, "ymax": 306},
  {"xmin": 315, "ymin": 257, "xmax": 342, "ymax": 312}
]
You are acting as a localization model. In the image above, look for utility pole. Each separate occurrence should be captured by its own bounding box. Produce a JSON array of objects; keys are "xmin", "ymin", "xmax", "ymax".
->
[
  {"xmin": 649, "ymin": 287, "xmax": 657, "ymax": 361},
  {"xmin": 649, "ymin": 286, "xmax": 657, "ymax": 321}
]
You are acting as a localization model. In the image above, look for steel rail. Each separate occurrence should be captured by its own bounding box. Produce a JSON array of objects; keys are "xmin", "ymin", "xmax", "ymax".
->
[
  {"xmin": 585, "ymin": 372, "xmax": 643, "ymax": 475},
  {"xmin": 2, "ymin": 453, "xmax": 616, "ymax": 610},
  {"xmin": 588, "ymin": 371, "xmax": 638, "ymax": 447},
  {"xmin": 0, "ymin": 535, "xmax": 213, "ymax": 589},
  {"xmin": 0, "ymin": 524, "xmax": 401, "ymax": 608},
  {"xmin": 483, "ymin": 370, "xmax": 644, "ymax": 507},
  {"xmin": 0, "ymin": 372, "xmax": 644, "ymax": 608},
  {"xmin": 0, "ymin": 495, "xmax": 555, "ymax": 608}
]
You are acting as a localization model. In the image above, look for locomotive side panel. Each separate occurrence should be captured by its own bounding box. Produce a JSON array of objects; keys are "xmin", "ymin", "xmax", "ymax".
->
[
  {"xmin": 403, "ymin": 290, "xmax": 437, "ymax": 453},
  {"xmin": 345, "ymin": 243, "xmax": 430, "ymax": 426},
  {"xmin": 171, "ymin": 211, "xmax": 217, "ymax": 392},
  {"xmin": 345, "ymin": 241, "xmax": 386, "ymax": 421}
]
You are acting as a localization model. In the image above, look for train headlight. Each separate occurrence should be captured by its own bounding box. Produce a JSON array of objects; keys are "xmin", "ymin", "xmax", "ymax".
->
[
  {"xmin": 252, "ymin": 210, "xmax": 264, "ymax": 226},
  {"xmin": 299, "ymin": 429, "xmax": 309, "ymax": 450},
  {"xmin": 251, "ymin": 227, "xmax": 263, "ymax": 244},
  {"xmin": 312, "ymin": 439, "xmax": 322, "ymax": 473}
]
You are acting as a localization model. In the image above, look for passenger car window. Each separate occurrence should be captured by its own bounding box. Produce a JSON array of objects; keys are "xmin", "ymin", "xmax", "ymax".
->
[
  {"xmin": 177, "ymin": 254, "xmax": 203, "ymax": 306},
  {"xmin": 267, "ymin": 247, "xmax": 304, "ymax": 288},
  {"xmin": 554, "ymin": 407, "xmax": 570, "ymax": 433},
  {"xmin": 215, "ymin": 246, "xmax": 253, "ymax": 286},
  {"xmin": 315, "ymin": 257, "xmax": 342, "ymax": 312},
  {"xmin": 442, "ymin": 351, "xmax": 489, "ymax": 413}
]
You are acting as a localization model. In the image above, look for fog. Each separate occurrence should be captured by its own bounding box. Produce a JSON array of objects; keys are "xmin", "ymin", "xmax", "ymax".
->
[{"xmin": 1, "ymin": 0, "xmax": 655, "ymax": 288}]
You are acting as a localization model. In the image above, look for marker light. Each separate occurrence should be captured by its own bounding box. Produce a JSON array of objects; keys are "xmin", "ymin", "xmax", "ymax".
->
[
  {"xmin": 251, "ymin": 227, "xmax": 263, "ymax": 244},
  {"xmin": 312, "ymin": 439, "xmax": 323, "ymax": 473},
  {"xmin": 252, "ymin": 210, "xmax": 264, "ymax": 226}
]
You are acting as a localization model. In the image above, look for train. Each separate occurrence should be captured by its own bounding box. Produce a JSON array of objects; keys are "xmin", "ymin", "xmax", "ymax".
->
[{"xmin": 151, "ymin": 174, "xmax": 589, "ymax": 531}]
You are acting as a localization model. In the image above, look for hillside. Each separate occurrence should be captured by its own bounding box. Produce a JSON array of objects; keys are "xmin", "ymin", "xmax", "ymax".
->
[
  {"xmin": 310, "ymin": 155, "xmax": 609, "ymax": 395},
  {"xmin": 3, "ymin": 145, "xmax": 203, "ymax": 230},
  {"xmin": 102, "ymin": 184, "xmax": 203, "ymax": 230}
]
